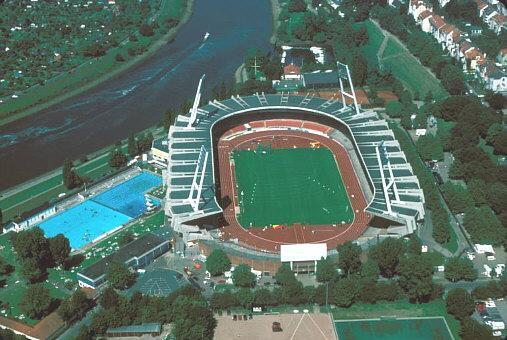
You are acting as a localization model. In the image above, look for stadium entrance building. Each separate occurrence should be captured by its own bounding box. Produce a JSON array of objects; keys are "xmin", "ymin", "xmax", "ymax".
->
[{"xmin": 280, "ymin": 243, "xmax": 327, "ymax": 273}]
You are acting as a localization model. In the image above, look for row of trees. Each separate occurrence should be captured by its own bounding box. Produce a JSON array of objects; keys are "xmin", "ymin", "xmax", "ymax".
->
[
  {"xmin": 429, "ymin": 96, "xmax": 506, "ymax": 245},
  {"xmin": 77, "ymin": 285, "xmax": 216, "ymax": 340},
  {"xmin": 11, "ymin": 227, "xmax": 73, "ymax": 284}
]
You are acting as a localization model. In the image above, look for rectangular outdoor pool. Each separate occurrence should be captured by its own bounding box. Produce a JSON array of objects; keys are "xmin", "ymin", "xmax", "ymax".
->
[{"xmin": 38, "ymin": 172, "xmax": 162, "ymax": 249}]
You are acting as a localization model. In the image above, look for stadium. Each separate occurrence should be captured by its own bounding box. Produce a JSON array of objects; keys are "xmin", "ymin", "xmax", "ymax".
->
[{"xmin": 164, "ymin": 66, "xmax": 425, "ymax": 257}]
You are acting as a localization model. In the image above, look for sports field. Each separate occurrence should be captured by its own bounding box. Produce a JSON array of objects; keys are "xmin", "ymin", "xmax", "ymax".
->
[
  {"xmin": 335, "ymin": 317, "xmax": 454, "ymax": 340},
  {"xmin": 233, "ymin": 146, "xmax": 353, "ymax": 227}
]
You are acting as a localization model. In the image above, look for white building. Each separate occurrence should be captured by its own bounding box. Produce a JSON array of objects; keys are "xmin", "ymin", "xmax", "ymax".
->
[{"xmin": 280, "ymin": 243, "xmax": 327, "ymax": 273}]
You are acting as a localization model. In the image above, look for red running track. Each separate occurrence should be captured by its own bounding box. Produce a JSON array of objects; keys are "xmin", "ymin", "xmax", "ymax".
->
[{"xmin": 217, "ymin": 120, "xmax": 372, "ymax": 253}]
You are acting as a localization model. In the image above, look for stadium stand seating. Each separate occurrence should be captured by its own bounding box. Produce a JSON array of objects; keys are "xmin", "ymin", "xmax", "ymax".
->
[{"xmin": 165, "ymin": 94, "xmax": 424, "ymax": 237}]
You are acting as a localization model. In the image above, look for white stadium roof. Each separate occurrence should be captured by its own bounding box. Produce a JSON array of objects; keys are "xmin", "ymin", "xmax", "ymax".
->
[{"xmin": 280, "ymin": 243, "xmax": 327, "ymax": 262}]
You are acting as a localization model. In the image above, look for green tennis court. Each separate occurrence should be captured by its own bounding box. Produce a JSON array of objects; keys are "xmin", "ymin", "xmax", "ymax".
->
[
  {"xmin": 233, "ymin": 146, "xmax": 353, "ymax": 228},
  {"xmin": 334, "ymin": 317, "xmax": 454, "ymax": 340}
]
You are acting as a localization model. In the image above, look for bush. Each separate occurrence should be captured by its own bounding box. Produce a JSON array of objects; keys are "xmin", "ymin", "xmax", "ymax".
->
[{"xmin": 115, "ymin": 53, "xmax": 125, "ymax": 62}]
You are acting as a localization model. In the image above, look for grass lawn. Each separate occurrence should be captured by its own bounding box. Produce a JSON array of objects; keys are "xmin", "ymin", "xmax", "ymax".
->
[
  {"xmin": 479, "ymin": 138, "xmax": 503, "ymax": 165},
  {"xmin": 287, "ymin": 12, "xmax": 305, "ymax": 40},
  {"xmin": 0, "ymin": 146, "xmax": 123, "ymax": 221},
  {"xmin": 360, "ymin": 20, "xmax": 385, "ymax": 67},
  {"xmin": 233, "ymin": 147, "xmax": 353, "ymax": 227},
  {"xmin": 0, "ymin": 209, "xmax": 165, "ymax": 325},
  {"xmin": 327, "ymin": 299, "xmax": 460, "ymax": 339},
  {"xmin": 380, "ymin": 38, "xmax": 448, "ymax": 100},
  {"xmin": 334, "ymin": 317, "xmax": 453, "ymax": 340},
  {"xmin": 0, "ymin": 234, "xmax": 69, "ymax": 326},
  {"xmin": 441, "ymin": 224, "xmax": 459, "ymax": 254}
]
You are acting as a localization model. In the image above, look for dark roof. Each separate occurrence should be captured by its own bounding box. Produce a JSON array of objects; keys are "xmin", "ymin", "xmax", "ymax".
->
[
  {"xmin": 78, "ymin": 233, "xmax": 168, "ymax": 281},
  {"xmin": 152, "ymin": 137, "xmax": 169, "ymax": 153},
  {"xmin": 107, "ymin": 323, "xmax": 161, "ymax": 334},
  {"xmin": 302, "ymin": 71, "xmax": 339, "ymax": 87}
]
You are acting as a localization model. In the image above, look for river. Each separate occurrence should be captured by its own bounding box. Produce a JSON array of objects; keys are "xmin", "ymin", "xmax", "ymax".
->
[{"xmin": 0, "ymin": 0, "xmax": 272, "ymax": 190}]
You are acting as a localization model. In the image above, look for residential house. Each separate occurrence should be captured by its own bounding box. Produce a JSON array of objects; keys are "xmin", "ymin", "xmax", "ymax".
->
[
  {"xmin": 408, "ymin": 0, "xmax": 433, "ymax": 21},
  {"xmin": 438, "ymin": 0, "xmax": 451, "ymax": 7},
  {"xmin": 476, "ymin": 61, "xmax": 507, "ymax": 91},
  {"xmin": 282, "ymin": 64, "xmax": 301, "ymax": 80},
  {"xmin": 429, "ymin": 15, "xmax": 446, "ymax": 40},
  {"xmin": 475, "ymin": 0, "xmax": 489, "ymax": 17},
  {"xmin": 497, "ymin": 49, "xmax": 507, "ymax": 67},
  {"xmin": 489, "ymin": 13, "xmax": 506, "ymax": 34},
  {"xmin": 417, "ymin": 10, "xmax": 433, "ymax": 32}
]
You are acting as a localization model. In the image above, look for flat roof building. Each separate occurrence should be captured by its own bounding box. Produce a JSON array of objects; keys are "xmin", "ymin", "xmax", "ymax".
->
[
  {"xmin": 105, "ymin": 323, "xmax": 162, "ymax": 337},
  {"xmin": 280, "ymin": 243, "xmax": 327, "ymax": 273},
  {"xmin": 78, "ymin": 233, "xmax": 170, "ymax": 289}
]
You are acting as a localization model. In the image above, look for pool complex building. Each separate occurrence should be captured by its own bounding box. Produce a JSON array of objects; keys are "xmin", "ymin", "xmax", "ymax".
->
[{"xmin": 38, "ymin": 171, "xmax": 162, "ymax": 249}]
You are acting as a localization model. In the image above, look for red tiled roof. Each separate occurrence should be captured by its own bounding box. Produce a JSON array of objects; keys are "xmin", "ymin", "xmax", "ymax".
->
[
  {"xmin": 283, "ymin": 64, "xmax": 300, "ymax": 75},
  {"xmin": 441, "ymin": 24, "xmax": 455, "ymax": 34},
  {"xmin": 452, "ymin": 29, "xmax": 461, "ymax": 42},
  {"xmin": 418, "ymin": 10, "xmax": 432, "ymax": 20},
  {"xmin": 460, "ymin": 42, "xmax": 472, "ymax": 53},
  {"xmin": 475, "ymin": 0, "xmax": 488, "ymax": 10},
  {"xmin": 491, "ymin": 14, "xmax": 506, "ymax": 25},
  {"xmin": 465, "ymin": 48, "xmax": 481, "ymax": 60},
  {"xmin": 430, "ymin": 15, "xmax": 445, "ymax": 29}
]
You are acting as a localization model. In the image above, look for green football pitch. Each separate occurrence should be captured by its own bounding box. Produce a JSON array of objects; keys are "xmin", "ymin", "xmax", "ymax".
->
[
  {"xmin": 334, "ymin": 317, "xmax": 454, "ymax": 340},
  {"xmin": 232, "ymin": 146, "xmax": 353, "ymax": 228}
]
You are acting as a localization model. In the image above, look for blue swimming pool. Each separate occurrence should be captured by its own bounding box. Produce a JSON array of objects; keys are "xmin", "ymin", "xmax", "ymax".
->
[{"xmin": 38, "ymin": 172, "xmax": 162, "ymax": 249}]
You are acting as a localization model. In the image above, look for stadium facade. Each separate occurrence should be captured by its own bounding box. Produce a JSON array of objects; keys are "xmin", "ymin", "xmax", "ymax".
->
[{"xmin": 164, "ymin": 71, "xmax": 425, "ymax": 252}]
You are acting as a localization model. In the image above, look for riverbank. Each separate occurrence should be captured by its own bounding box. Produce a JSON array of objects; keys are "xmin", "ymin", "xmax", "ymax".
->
[
  {"xmin": 270, "ymin": 0, "xmax": 281, "ymax": 44},
  {"xmin": 0, "ymin": 0, "xmax": 194, "ymax": 128}
]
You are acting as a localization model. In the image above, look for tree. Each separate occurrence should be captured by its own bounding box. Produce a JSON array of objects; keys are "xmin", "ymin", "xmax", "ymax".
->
[
  {"xmin": 127, "ymin": 133, "xmax": 138, "ymax": 157},
  {"xmin": 333, "ymin": 277, "xmax": 358, "ymax": 307},
  {"xmin": 0, "ymin": 257, "xmax": 12, "ymax": 276},
  {"xmin": 100, "ymin": 286, "xmax": 120, "ymax": 309},
  {"xmin": 139, "ymin": 23, "xmax": 154, "ymax": 37},
  {"xmin": 397, "ymin": 255, "xmax": 434, "ymax": 303},
  {"xmin": 118, "ymin": 231, "xmax": 134, "ymax": 247},
  {"xmin": 235, "ymin": 288, "xmax": 254, "ymax": 309},
  {"xmin": 232, "ymin": 264, "xmax": 256, "ymax": 288},
  {"xmin": 21, "ymin": 257, "xmax": 45, "ymax": 283},
  {"xmin": 385, "ymin": 101, "xmax": 404, "ymax": 118},
  {"xmin": 316, "ymin": 257, "xmax": 337, "ymax": 283},
  {"xmin": 109, "ymin": 149, "xmax": 127, "ymax": 168},
  {"xmin": 416, "ymin": 134, "xmax": 444, "ymax": 161},
  {"xmin": 442, "ymin": 182, "xmax": 474, "ymax": 214},
  {"xmin": 459, "ymin": 318, "xmax": 494, "ymax": 340},
  {"xmin": 337, "ymin": 241, "xmax": 362, "ymax": 276},
  {"xmin": 360, "ymin": 259, "xmax": 379, "ymax": 282},
  {"xmin": 253, "ymin": 288, "xmax": 276, "ymax": 308},
  {"xmin": 370, "ymin": 238, "xmax": 404, "ymax": 278},
  {"xmin": 444, "ymin": 257, "xmax": 477, "ymax": 282},
  {"xmin": 351, "ymin": 54, "xmax": 368, "ymax": 86},
  {"xmin": 407, "ymin": 235, "xmax": 422, "ymax": 255},
  {"xmin": 485, "ymin": 91, "xmax": 506, "ymax": 110},
  {"xmin": 57, "ymin": 290, "xmax": 92, "ymax": 324},
  {"xmin": 464, "ymin": 206, "xmax": 503, "ymax": 245},
  {"xmin": 106, "ymin": 262, "xmax": 136, "ymax": 289},
  {"xmin": 49, "ymin": 234, "xmax": 71, "ymax": 266},
  {"xmin": 440, "ymin": 64, "xmax": 465, "ymax": 95},
  {"xmin": 172, "ymin": 296, "xmax": 217, "ymax": 340},
  {"xmin": 446, "ymin": 288, "xmax": 474, "ymax": 320},
  {"xmin": 62, "ymin": 159, "xmax": 81, "ymax": 189},
  {"xmin": 11, "ymin": 227, "xmax": 51, "ymax": 267},
  {"xmin": 275, "ymin": 263, "xmax": 297, "ymax": 286},
  {"xmin": 19, "ymin": 284, "xmax": 52, "ymax": 319},
  {"xmin": 205, "ymin": 249, "xmax": 231, "ymax": 276},
  {"xmin": 288, "ymin": 0, "xmax": 307, "ymax": 12}
]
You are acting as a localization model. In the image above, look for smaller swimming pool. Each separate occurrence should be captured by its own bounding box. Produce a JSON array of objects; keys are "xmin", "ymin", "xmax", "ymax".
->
[{"xmin": 38, "ymin": 172, "xmax": 162, "ymax": 249}]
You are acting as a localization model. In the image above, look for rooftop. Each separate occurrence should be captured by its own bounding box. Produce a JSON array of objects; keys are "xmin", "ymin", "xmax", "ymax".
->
[
  {"xmin": 107, "ymin": 323, "xmax": 161, "ymax": 335},
  {"xmin": 78, "ymin": 233, "xmax": 168, "ymax": 281}
]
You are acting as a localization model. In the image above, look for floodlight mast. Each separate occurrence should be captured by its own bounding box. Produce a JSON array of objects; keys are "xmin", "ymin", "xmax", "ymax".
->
[
  {"xmin": 187, "ymin": 74, "xmax": 206, "ymax": 128},
  {"xmin": 336, "ymin": 61, "xmax": 360, "ymax": 115}
]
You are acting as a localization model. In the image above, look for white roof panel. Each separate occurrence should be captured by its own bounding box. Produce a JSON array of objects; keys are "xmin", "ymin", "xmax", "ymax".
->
[{"xmin": 280, "ymin": 243, "xmax": 327, "ymax": 262}]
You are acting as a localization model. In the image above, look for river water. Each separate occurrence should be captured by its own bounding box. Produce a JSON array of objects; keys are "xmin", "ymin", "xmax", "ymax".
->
[{"xmin": 0, "ymin": 0, "xmax": 272, "ymax": 190}]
